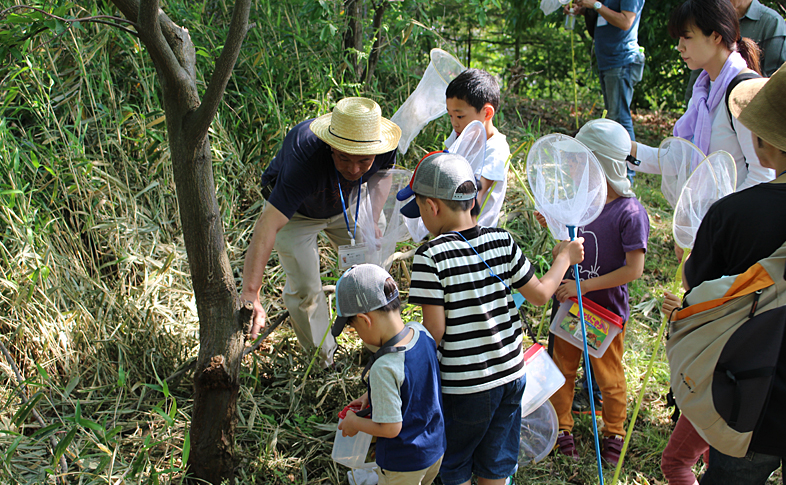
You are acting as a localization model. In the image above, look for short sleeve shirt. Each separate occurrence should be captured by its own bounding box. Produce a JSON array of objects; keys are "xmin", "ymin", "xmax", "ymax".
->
[
  {"xmin": 409, "ymin": 226, "xmax": 534, "ymax": 394},
  {"xmin": 369, "ymin": 323, "xmax": 446, "ymax": 472},
  {"xmin": 593, "ymin": 0, "xmax": 645, "ymax": 71},
  {"xmin": 565, "ymin": 196, "xmax": 649, "ymax": 322},
  {"xmin": 261, "ymin": 120, "xmax": 396, "ymax": 219}
]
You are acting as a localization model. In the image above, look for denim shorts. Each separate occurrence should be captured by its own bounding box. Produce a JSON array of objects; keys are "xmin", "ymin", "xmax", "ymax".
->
[{"xmin": 439, "ymin": 375, "xmax": 526, "ymax": 485}]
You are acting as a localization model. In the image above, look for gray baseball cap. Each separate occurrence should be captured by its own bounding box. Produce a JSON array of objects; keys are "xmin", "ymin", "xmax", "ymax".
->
[
  {"xmin": 397, "ymin": 152, "xmax": 477, "ymax": 218},
  {"xmin": 331, "ymin": 264, "xmax": 400, "ymax": 337}
]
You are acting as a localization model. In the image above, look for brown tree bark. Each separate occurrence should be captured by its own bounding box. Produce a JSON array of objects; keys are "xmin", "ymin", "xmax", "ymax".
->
[
  {"xmin": 107, "ymin": 0, "xmax": 251, "ymax": 482},
  {"xmin": 343, "ymin": 0, "xmax": 363, "ymax": 79},
  {"xmin": 364, "ymin": 0, "xmax": 388, "ymax": 85}
]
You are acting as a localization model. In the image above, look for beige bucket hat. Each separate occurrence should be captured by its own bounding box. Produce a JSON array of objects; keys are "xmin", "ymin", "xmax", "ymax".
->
[
  {"xmin": 575, "ymin": 119, "xmax": 635, "ymax": 197},
  {"xmin": 729, "ymin": 63, "xmax": 786, "ymax": 152},
  {"xmin": 310, "ymin": 97, "xmax": 401, "ymax": 155}
]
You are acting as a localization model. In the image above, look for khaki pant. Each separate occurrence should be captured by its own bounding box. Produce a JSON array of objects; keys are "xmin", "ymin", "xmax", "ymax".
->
[
  {"xmin": 274, "ymin": 211, "xmax": 351, "ymax": 366},
  {"xmin": 375, "ymin": 455, "xmax": 443, "ymax": 485},
  {"xmin": 550, "ymin": 328, "xmax": 627, "ymax": 437}
]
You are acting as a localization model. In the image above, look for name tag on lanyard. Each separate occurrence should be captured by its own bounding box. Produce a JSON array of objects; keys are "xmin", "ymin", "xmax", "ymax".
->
[
  {"xmin": 338, "ymin": 243, "xmax": 367, "ymax": 269},
  {"xmin": 336, "ymin": 169, "xmax": 366, "ymax": 269}
]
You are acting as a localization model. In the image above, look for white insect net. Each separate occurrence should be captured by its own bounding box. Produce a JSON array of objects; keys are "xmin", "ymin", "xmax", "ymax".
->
[
  {"xmin": 404, "ymin": 121, "xmax": 487, "ymax": 242},
  {"xmin": 673, "ymin": 150, "xmax": 737, "ymax": 250},
  {"xmin": 658, "ymin": 137, "xmax": 704, "ymax": 208},
  {"xmin": 519, "ymin": 400, "xmax": 559, "ymax": 466},
  {"xmin": 390, "ymin": 49, "xmax": 464, "ymax": 155},
  {"xmin": 351, "ymin": 169, "xmax": 414, "ymax": 270},
  {"xmin": 526, "ymin": 134, "xmax": 607, "ymax": 240}
]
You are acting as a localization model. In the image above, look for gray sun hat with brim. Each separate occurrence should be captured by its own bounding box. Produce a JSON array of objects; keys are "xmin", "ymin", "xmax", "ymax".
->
[
  {"xmin": 576, "ymin": 119, "xmax": 635, "ymax": 198},
  {"xmin": 396, "ymin": 152, "xmax": 478, "ymax": 218},
  {"xmin": 331, "ymin": 264, "xmax": 400, "ymax": 337}
]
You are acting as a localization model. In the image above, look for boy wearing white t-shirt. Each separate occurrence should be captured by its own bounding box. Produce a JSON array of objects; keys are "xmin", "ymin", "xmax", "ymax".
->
[{"xmin": 444, "ymin": 68, "xmax": 510, "ymax": 228}]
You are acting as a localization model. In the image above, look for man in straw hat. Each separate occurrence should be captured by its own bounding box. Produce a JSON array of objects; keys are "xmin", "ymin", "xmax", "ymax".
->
[
  {"xmin": 241, "ymin": 97, "xmax": 401, "ymax": 366},
  {"xmin": 671, "ymin": 62, "xmax": 786, "ymax": 483}
]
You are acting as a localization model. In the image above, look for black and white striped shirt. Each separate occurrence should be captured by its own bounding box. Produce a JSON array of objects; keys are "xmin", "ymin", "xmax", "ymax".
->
[{"xmin": 409, "ymin": 226, "xmax": 534, "ymax": 394}]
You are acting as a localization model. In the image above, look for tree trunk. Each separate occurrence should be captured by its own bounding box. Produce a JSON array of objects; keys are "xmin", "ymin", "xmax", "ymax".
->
[
  {"xmin": 467, "ymin": 28, "xmax": 472, "ymax": 68},
  {"xmin": 343, "ymin": 0, "xmax": 362, "ymax": 79},
  {"xmin": 108, "ymin": 0, "xmax": 251, "ymax": 482},
  {"xmin": 364, "ymin": 0, "xmax": 387, "ymax": 85}
]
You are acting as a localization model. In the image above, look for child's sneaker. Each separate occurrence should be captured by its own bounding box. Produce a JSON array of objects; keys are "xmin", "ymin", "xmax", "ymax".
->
[
  {"xmin": 601, "ymin": 435, "xmax": 624, "ymax": 467},
  {"xmin": 555, "ymin": 431, "xmax": 579, "ymax": 460}
]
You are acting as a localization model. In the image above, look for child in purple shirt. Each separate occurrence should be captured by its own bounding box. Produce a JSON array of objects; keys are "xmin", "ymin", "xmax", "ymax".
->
[{"xmin": 539, "ymin": 119, "xmax": 650, "ymax": 466}]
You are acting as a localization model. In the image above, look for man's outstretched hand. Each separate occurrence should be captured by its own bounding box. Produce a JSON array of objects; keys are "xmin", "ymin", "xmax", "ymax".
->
[{"xmin": 243, "ymin": 293, "xmax": 267, "ymax": 339}]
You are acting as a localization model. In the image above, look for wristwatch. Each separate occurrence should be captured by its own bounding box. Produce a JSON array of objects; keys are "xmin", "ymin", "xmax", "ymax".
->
[{"xmin": 593, "ymin": 1, "xmax": 602, "ymax": 10}]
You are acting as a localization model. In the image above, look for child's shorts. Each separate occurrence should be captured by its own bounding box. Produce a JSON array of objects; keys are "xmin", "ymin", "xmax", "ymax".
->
[
  {"xmin": 376, "ymin": 454, "xmax": 443, "ymax": 485},
  {"xmin": 439, "ymin": 375, "xmax": 525, "ymax": 485}
]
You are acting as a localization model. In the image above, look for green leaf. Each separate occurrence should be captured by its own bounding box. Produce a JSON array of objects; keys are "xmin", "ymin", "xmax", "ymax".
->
[
  {"xmin": 154, "ymin": 406, "xmax": 174, "ymax": 427},
  {"xmin": 118, "ymin": 362, "xmax": 126, "ymax": 387},
  {"xmin": 182, "ymin": 430, "xmax": 190, "ymax": 464},
  {"xmin": 168, "ymin": 397, "xmax": 177, "ymax": 420},
  {"xmin": 64, "ymin": 376, "xmax": 79, "ymax": 397},
  {"xmin": 80, "ymin": 419, "xmax": 104, "ymax": 433},
  {"xmin": 5, "ymin": 435, "xmax": 24, "ymax": 463},
  {"xmin": 53, "ymin": 427, "xmax": 77, "ymax": 466},
  {"xmin": 12, "ymin": 391, "xmax": 44, "ymax": 427},
  {"xmin": 35, "ymin": 363, "xmax": 50, "ymax": 382},
  {"xmin": 30, "ymin": 423, "xmax": 62, "ymax": 441},
  {"xmin": 104, "ymin": 425, "xmax": 123, "ymax": 442}
]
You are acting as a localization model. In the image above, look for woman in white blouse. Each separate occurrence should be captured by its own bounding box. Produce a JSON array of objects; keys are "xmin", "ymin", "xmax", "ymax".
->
[{"xmin": 629, "ymin": 0, "xmax": 774, "ymax": 191}]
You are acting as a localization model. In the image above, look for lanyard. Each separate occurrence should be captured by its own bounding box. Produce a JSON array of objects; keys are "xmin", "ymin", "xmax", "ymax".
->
[
  {"xmin": 779, "ymin": 170, "xmax": 786, "ymax": 178},
  {"xmin": 336, "ymin": 168, "xmax": 361, "ymax": 245},
  {"xmin": 355, "ymin": 325, "xmax": 411, "ymax": 418},
  {"xmin": 451, "ymin": 231, "xmax": 512, "ymax": 292},
  {"xmin": 452, "ymin": 230, "xmax": 526, "ymax": 309}
]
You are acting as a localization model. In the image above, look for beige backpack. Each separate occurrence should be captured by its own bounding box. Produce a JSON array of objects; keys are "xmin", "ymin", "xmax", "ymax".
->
[{"xmin": 666, "ymin": 241, "xmax": 786, "ymax": 457}]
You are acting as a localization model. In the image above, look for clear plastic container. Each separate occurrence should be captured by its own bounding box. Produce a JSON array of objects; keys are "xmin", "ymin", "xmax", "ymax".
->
[
  {"xmin": 520, "ymin": 343, "xmax": 566, "ymax": 418},
  {"xmin": 519, "ymin": 399, "xmax": 559, "ymax": 466},
  {"xmin": 550, "ymin": 296, "xmax": 624, "ymax": 358},
  {"xmin": 332, "ymin": 404, "xmax": 377, "ymax": 469}
]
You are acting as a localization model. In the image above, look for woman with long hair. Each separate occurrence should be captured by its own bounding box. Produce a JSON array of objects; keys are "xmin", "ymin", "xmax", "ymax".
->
[{"xmin": 629, "ymin": 0, "xmax": 774, "ymax": 192}]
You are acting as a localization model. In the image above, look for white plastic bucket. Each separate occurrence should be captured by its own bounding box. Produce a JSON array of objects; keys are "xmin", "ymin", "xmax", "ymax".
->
[
  {"xmin": 332, "ymin": 405, "xmax": 376, "ymax": 469},
  {"xmin": 520, "ymin": 343, "xmax": 565, "ymax": 418},
  {"xmin": 550, "ymin": 296, "xmax": 624, "ymax": 359}
]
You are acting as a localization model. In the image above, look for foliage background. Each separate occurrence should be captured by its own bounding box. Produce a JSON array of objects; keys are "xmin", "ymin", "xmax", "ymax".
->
[{"xmin": 0, "ymin": 0, "xmax": 784, "ymax": 483}]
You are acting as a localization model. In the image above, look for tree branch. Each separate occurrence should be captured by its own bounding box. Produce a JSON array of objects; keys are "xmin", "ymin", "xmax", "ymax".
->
[
  {"xmin": 186, "ymin": 0, "xmax": 251, "ymax": 145},
  {"xmin": 0, "ymin": 5, "xmax": 138, "ymax": 37},
  {"xmin": 135, "ymin": 0, "xmax": 184, "ymax": 87}
]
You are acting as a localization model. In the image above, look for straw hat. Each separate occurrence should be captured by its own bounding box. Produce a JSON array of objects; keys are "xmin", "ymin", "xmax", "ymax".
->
[
  {"xmin": 310, "ymin": 97, "xmax": 401, "ymax": 155},
  {"xmin": 729, "ymin": 63, "xmax": 786, "ymax": 152}
]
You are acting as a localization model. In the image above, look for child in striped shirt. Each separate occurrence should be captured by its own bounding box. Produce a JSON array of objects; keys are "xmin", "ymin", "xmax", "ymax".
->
[{"xmin": 398, "ymin": 152, "xmax": 584, "ymax": 485}]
